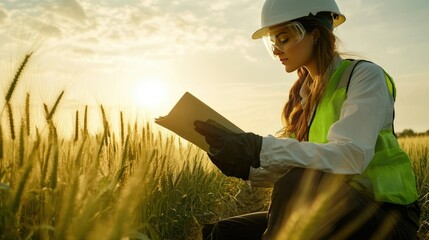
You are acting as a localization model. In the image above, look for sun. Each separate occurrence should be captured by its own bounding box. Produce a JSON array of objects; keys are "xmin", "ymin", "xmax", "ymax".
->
[{"xmin": 133, "ymin": 79, "xmax": 166, "ymax": 108}]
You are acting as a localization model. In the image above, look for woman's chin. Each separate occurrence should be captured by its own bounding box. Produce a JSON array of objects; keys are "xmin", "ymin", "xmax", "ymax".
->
[{"xmin": 284, "ymin": 65, "xmax": 298, "ymax": 73}]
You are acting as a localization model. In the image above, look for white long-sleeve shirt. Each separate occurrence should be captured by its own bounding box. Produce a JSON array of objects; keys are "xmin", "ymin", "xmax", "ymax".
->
[{"xmin": 249, "ymin": 59, "xmax": 395, "ymax": 187}]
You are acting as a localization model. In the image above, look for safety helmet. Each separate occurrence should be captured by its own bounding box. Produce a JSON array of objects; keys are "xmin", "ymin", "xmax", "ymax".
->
[{"xmin": 252, "ymin": 0, "xmax": 346, "ymax": 40}]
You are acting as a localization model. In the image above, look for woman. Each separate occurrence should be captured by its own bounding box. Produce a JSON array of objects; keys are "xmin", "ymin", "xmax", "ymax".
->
[{"xmin": 194, "ymin": 0, "xmax": 420, "ymax": 239}]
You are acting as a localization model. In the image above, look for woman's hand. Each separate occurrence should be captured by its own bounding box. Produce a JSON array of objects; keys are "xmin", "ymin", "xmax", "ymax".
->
[{"xmin": 194, "ymin": 120, "xmax": 262, "ymax": 180}]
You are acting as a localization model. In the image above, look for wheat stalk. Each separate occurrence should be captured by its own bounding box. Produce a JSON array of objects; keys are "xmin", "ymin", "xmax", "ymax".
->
[
  {"xmin": 18, "ymin": 119, "xmax": 25, "ymax": 167},
  {"xmin": 120, "ymin": 111, "xmax": 124, "ymax": 146},
  {"xmin": 84, "ymin": 105, "xmax": 88, "ymax": 135},
  {"xmin": 54, "ymin": 175, "xmax": 79, "ymax": 239},
  {"xmin": 0, "ymin": 124, "xmax": 3, "ymax": 160},
  {"xmin": 43, "ymin": 103, "xmax": 49, "ymax": 120},
  {"xmin": 5, "ymin": 52, "xmax": 32, "ymax": 103},
  {"xmin": 96, "ymin": 105, "xmax": 109, "ymax": 165},
  {"xmin": 11, "ymin": 163, "xmax": 33, "ymax": 215},
  {"xmin": 46, "ymin": 90, "xmax": 65, "ymax": 121},
  {"xmin": 116, "ymin": 135, "xmax": 129, "ymax": 184},
  {"xmin": 49, "ymin": 133, "xmax": 59, "ymax": 190},
  {"xmin": 100, "ymin": 105, "xmax": 110, "ymax": 146},
  {"xmin": 27, "ymin": 130, "xmax": 41, "ymax": 162},
  {"xmin": 25, "ymin": 93, "xmax": 30, "ymax": 136},
  {"xmin": 112, "ymin": 133, "xmax": 117, "ymax": 153},
  {"xmin": 40, "ymin": 144, "xmax": 52, "ymax": 188},
  {"xmin": 74, "ymin": 110, "xmax": 79, "ymax": 142},
  {"xmin": 6, "ymin": 102, "xmax": 15, "ymax": 140},
  {"xmin": 74, "ymin": 136, "xmax": 87, "ymax": 170}
]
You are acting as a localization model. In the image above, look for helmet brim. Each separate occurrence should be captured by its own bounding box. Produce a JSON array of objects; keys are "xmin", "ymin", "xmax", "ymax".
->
[{"xmin": 252, "ymin": 14, "xmax": 346, "ymax": 39}]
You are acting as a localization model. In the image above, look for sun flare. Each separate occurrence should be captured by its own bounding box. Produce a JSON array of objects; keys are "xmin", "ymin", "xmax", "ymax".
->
[{"xmin": 133, "ymin": 79, "xmax": 166, "ymax": 108}]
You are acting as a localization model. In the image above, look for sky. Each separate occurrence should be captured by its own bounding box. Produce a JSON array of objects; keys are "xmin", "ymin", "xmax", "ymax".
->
[{"xmin": 0, "ymin": 0, "xmax": 428, "ymax": 138}]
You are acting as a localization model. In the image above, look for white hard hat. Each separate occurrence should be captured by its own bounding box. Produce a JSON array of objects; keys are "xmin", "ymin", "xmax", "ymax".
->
[{"xmin": 252, "ymin": 0, "xmax": 346, "ymax": 39}]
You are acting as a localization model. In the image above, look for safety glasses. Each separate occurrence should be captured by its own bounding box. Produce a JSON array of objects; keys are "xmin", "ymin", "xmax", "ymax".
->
[{"xmin": 262, "ymin": 21, "xmax": 306, "ymax": 59}]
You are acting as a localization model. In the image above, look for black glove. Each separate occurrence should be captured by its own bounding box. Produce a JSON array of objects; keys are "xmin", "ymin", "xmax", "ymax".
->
[
  {"xmin": 207, "ymin": 154, "xmax": 251, "ymax": 180},
  {"xmin": 194, "ymin": 120, "xmax": 262, "ymax": 180}
]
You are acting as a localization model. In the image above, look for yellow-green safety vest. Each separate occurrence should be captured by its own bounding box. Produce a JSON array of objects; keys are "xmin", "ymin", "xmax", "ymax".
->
[{"xmin": 308, "ymin": 59, "xmax": 418, "ymax": 205}]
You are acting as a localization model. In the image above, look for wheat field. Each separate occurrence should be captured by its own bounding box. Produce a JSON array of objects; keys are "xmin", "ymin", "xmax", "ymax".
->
[
  {"xmin": 0, "ymin": 102, "xmax": 253, "ymax": 239},
  {"xmin": 0, "ymin": 53, "xmax": 427, "ymax": 239},
  {"xmin": 399, "ymin": 136, "xmax": 429, "ymax": 239}
]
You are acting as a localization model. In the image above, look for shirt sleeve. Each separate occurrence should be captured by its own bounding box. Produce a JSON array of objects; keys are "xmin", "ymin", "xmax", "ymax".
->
[{"xmin": 249, "ymin": 61, "xmax": 394, "ymax": 187}]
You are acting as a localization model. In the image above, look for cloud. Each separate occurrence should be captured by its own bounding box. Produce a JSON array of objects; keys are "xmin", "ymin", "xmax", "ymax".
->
[
  {"xmin": 3, "ymin": 0, "xmax": 261, "ymax": 58},
  {"xmin": 140, "ymin": 0, "xmax": 159, "ymax": 7},
  {"xmin": 210, "ymin": 0, "xmax": 232, "ymax": 11},
  {"xmin": 57, "ymin": 2, "xmax": 245, "ymax": 58},
  {"xmin": 0, "ymin": 0, "xmax": 262, "ymax": 73},
  {"xmin": 71, "ymin": 46, "xmax": 96, "ymax": 56},
  {"xmin": 55, "ymin": 0, "xmax": 87, "ymax": 24},
  {"xmin": 29, "ymin": 20, "xmax": 62, "ymax": 38},
  {"xmin": 0, "ymin": 5, "xmax": 8, "ymax": 24}
]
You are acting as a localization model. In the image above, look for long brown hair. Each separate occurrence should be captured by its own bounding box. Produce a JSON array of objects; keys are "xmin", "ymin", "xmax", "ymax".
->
[{"xmin": 277, "ymin": 13, "xmax": 338, "ymax": 141}]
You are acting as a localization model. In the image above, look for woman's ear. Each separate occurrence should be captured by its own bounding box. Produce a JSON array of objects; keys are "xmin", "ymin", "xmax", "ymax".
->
[{"xmin": 312, "ymin": 29, "xmax": 320, "ymax": 45}]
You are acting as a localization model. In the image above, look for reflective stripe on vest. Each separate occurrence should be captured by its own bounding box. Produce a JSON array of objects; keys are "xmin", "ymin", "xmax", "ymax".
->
[{"xmin": 308, "ymin": 59, "xmax": 418, "ymax": 204}]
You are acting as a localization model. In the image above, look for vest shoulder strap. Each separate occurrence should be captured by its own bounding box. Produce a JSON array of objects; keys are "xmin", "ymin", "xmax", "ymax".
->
[
  {"xmin": 336, "ymin": 59, "xmax": 364, "ymax": 90},
  {"xmin": 337, "ymin": 59, "xmax": 398, "ymax": 137},
  {"xmin": 336, "ymin": 59, "xmax": 396, "ymax": 99}
]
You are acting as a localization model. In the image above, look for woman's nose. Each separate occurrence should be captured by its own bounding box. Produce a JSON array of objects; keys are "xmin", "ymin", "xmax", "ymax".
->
[{"xmin": 273, "ymin": 46, "xmax": 284, "ymax": 56}]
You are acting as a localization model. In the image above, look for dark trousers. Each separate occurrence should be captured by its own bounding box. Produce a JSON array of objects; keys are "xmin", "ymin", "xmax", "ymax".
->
[{"xmin": 202, "ymin": 168, "xmax": 420, "ymax": 240}]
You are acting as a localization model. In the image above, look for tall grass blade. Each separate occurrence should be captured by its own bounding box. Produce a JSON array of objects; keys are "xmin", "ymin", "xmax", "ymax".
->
[
  {"xmin": 54, "ymin": 175, "xmax": 79, "ymax": 239},
  {"xmin": 11, "ymin": 163, "xmax": 32, "ymax": 215}
]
